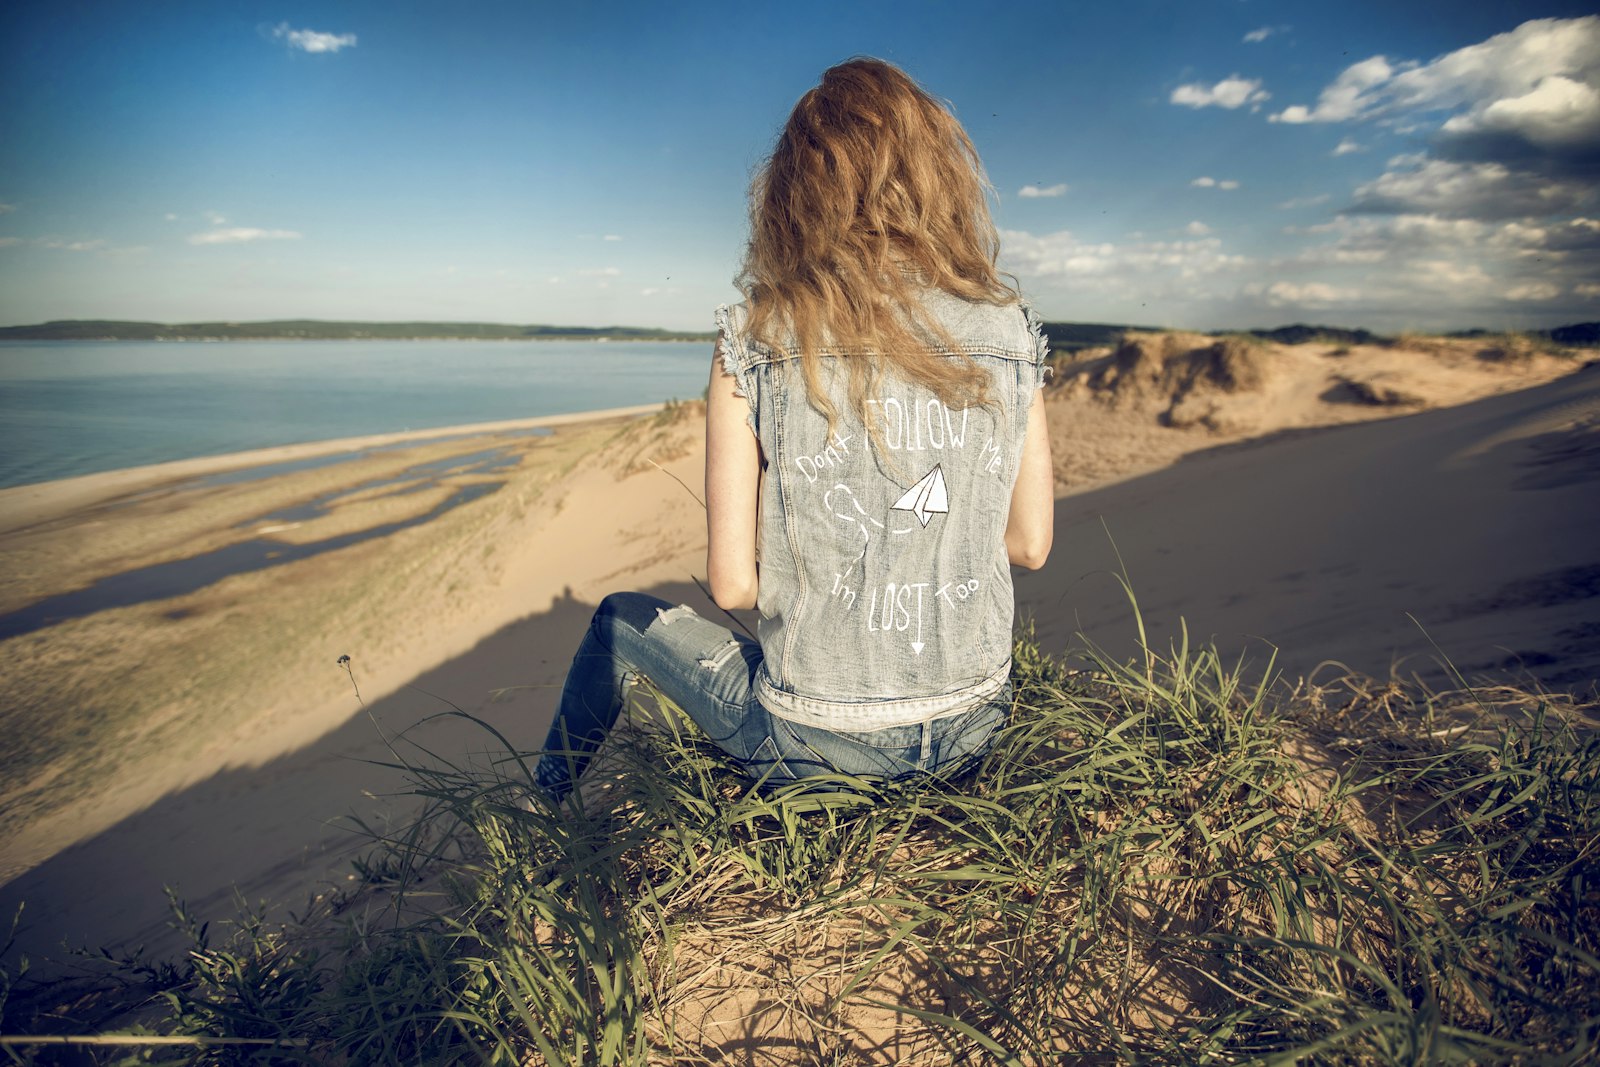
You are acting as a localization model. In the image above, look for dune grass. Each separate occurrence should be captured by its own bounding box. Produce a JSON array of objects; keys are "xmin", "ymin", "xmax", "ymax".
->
[{"xmin": 3, "ymin": 621, "xmax": 1597, "ymax": 1065}]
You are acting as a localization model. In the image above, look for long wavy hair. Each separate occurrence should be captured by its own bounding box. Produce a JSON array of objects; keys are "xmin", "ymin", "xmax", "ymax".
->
[{"xmin": 738, "ymin": 58, "xmax": 1016, "ymax": 431}]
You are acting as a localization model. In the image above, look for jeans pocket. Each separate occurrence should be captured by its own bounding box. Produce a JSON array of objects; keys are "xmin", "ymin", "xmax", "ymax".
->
[
  {"xmin": 774, "ymin": 718, "xmax": 924, "ymax": 779},
  {"xmin": 800, "ymin": 721, "xmax": 924, "ymax": 751},
  {"xmin": 931, "ymin": 698, "xmax": 1009, "ymax": 772}
]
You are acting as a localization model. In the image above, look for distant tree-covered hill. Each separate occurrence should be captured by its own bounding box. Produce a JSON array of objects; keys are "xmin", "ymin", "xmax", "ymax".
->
[
  {"xmin": 1043, "ymin": 321, "xmax": 1389, "ymax": 351},
  {"xmin": 1044, "ymin": 320, "xmax": 1600, "ymax": 352},
  {"xmin": 1548, "ymin": 322, "xmax": 1600, "ymax": 346},
  {"xmin": 0, "ymin": 319, "xmax": 715, "ymax": 342},
  {"xmin": 6, "ymin": 317, "xmax": 1594, "ymax": 349},
  {"xmin": 1243, "ymin": 324, "xmax": 1386, "ymax": 346},
  {"xmin": 1037, "ymin": 321, "xmax": 1156, "ymax": 352}
]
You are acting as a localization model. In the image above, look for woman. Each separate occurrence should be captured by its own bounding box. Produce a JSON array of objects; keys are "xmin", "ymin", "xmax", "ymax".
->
[{"xmin": 535, "ymin": 58, "xmax": 1052, "ymax": 802}]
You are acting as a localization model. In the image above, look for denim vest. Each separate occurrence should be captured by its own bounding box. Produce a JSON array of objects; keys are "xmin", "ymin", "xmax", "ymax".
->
[{"xmin": 715, "ymin": 289, "xmax": 1048, "ymax": 731}]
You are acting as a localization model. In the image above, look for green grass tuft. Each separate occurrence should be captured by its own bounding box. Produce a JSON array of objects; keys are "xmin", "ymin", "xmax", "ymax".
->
[{"xmin": 4, "ymin": 625, "xmax": 1597, "ymax": 1064}]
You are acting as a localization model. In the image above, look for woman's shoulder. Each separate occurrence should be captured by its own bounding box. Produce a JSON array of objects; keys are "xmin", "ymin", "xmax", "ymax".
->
[
  {"xmin": 713, "ymin": 301, "xmax": 749, "ymax": 336},
  {"xmin": 717, "ymin": 291, "xmax": 1045, "ymax": 366},
  {"xmin": 917, "ymin": 290, "xmax": 1044, "ymax": 363},
  {"xmin": 714, "ymin": 302, "xmax": 770, "ymax": 368}
]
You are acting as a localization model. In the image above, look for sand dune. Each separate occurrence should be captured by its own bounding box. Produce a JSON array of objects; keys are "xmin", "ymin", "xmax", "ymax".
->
[
  {"xmin": 0, "ymin": 335, "xmax": 1594, "ymax": 974},
  {"xmin": 1028, "ymin": 368, "xmax": 1600, "ymax": 689},
  {"xmin": 1032, "ymin": 334, "xmax": 1598, "ymax": 687}
]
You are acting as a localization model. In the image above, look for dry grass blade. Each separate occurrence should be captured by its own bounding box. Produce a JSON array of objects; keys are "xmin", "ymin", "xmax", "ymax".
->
[{"xmin": 4, "ymin": 615, "xmax": 1596, "ymax": 1064}]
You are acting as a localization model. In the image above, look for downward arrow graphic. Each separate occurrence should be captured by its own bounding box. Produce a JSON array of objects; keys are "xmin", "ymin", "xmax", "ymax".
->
[{"xmin": 911, "ymin": 584, "xmax": 925, "ymax": 654}]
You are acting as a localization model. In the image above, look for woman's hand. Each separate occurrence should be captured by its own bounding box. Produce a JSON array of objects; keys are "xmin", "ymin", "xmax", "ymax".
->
[
  {"xmin": 1005, "ymin": 390, "xmax": 1054, "ymax": 570},
  {"xmin": 706, "ymin": 344, "xmax": 762, "ymax": 609}
]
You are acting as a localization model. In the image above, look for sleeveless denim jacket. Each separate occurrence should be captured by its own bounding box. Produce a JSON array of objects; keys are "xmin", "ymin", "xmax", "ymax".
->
[{"xmin": 715, "ymin": 289, "xmax": 1049, "ymax": 731}]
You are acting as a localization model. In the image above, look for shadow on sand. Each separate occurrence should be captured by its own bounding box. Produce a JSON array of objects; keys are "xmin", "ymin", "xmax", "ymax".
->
[{"xmin": 0, "ymin": 577, "xmax": 750, "ymax": 980}]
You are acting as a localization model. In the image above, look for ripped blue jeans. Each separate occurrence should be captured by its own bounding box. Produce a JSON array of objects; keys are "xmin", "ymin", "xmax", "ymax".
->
[{"xmin": 534, "ymin": 592, "xmax": 1009, "ymax": 801}]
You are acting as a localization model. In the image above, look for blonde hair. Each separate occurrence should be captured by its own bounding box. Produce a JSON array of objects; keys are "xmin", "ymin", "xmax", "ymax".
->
[{"xmin": 738, "ymin": 58, "xmax": 1016, "ymax": 430}]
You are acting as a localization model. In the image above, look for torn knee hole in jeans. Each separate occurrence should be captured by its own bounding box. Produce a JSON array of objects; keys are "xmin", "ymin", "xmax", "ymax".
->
[
  {"xmin": 698, "ymin": 639, "xmax": 741, "ymax": 672},
  {"xmin": 654, "ymin": 604, "xmax": 697, "ymax": 626}
]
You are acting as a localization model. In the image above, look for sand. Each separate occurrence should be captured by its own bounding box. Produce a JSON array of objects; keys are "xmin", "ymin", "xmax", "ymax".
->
[
  {"xmin": 1030, "ymin": 369, "xmax": 1600, "ymax": 689},
  {"xmin": 0, "ymin": 335, "xmax": 1595, "ymax": 975}
]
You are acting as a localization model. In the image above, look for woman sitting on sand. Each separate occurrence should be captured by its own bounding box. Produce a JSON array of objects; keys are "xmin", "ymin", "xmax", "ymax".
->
[{"xmin": 535, "ymin": 57, "xmax": 1053, "ymax": 802}]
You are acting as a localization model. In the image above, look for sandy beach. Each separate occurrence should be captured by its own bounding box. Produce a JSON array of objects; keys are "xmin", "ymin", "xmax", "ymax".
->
[
  {"xmin": 0, "ymin": 403, "xmax": 666, "ymax": 536},
  {"xmin": 1, "ymin": 333, "xmax": 1596, "ymax": 976}
]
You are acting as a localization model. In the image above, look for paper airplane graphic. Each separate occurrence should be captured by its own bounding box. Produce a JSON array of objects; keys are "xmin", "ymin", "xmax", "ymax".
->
[{"xmin": 891, "ymin": 464, "xmax": 949, "ymax": 528}]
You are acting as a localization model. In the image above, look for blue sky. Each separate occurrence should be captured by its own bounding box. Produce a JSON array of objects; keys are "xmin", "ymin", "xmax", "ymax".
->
[{"xmin": 2, "ymin": 1, "xmax": 1596, "ymax": 332}]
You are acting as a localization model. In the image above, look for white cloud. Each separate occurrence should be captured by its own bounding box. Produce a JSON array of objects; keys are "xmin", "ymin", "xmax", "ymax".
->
[
  {"xmin": 1171, "ymin": 75, "xmax": 1270, "ymax": 110},
  {"xmin": 1332, "ymin": 138, "xmax": 1366, "ymax": 156},
  {"xmin": 1285, "ymin": 212, "xmax": 1600, "ymax": 314},
  {"xmin": 577, "ymin": 267, "xmax": 621, "ymax": 277},
  {"xmin": 1276, "ymin": 193, "xmax": 1332, "ymax": 210},
  {"xmin": 1001, "ymin": 227, "xmax": 1301, "ymax": 327},
  {"xmin": 1506, "ymin": 281, "xmax": 1561, "ymax": 300},
  {"xmin": 0, "ymin": 203, "xmax": 15, "ymax": 215},
  {"xmin": 1412, "ymin": 259, "xmax": 1498, "ymax": 292},
  {"xmin": 1243, "ymin": 26, "xmax": 1282, "ymax": 44},
  {"xmin": 1000, "ymin": 228, "xmax": 1248, "ymax": 284},
  {"xmin": 164, "ymin": 212, "xmax": 178, "ymax": 222},
  {"xmin": 1267, "ymin": 16, "xmax": 1600, "ymax": 174},
  {"xmin": 1292, "ymin": 245, "xmax": 1389, "ymax": 265},
  {"xmin": 188, "ymin": 227, "xmax": 302, "ymax": 245},
  {"xmin": 39, "ymin": 237, "xmax": 107, "ymax": 252},
  {"xmin": 1191, "ymin": 176, "xmax": 1240, "ymax": 190},
  {"xmin": 1441, "ymin": 74, "xmax": 1600, "ymax": 155},
  {"xmin": 1245, "ymin": 280, "xmax": 1360, "ymax": 306},
  {"xmin": 1350, "ymin": 158, "xmax": 1592, "ymax": 219},
  {"xmin": 1185, "ymin": 220, "xmax": 1212, "ymax": 236},
  {"xmin": 602, "ymin": 234, "xmax": 623, "ymax": 241},
  {"xmin": 1271, "ymin": 56, "xmax": 1396, "ymax": 124},
  {"xmin": 272, "ymin": 23, "xmax": 358, "ymax": 54},
  {"xmin": 0, "ymin": 236, "xmax": 21, "ymax": 247},
  {"xmin": 1309, "ymin": 214, "xmax": 1467, "ymax": 247},
  {"xmin": 1527, "ymin": 216, "xmax": 1600, "ymax": 253},
  {"xmin": 1018, "ymin": 183, "xmax": 1068, "ymax": 198},
  {"xmin": 204, "ymin": 211, "xmax": 227, "ymax": 225},
  {"xmin": 30, "ymin": 236, "xmax": 147, "ymax": 257},
  {"xmin": 1003, "ymin": 209, "xmax": 1597, "ymax": 329},
  {"xmin": 1385, "ymin": 18, "xmax": 1598, "ymax": 117}
]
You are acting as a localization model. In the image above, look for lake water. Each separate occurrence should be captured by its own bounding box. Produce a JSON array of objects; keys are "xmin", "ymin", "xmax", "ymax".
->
[{"xmin": 0, "ymin": 340, "xmax": 713, "ymax": 489}]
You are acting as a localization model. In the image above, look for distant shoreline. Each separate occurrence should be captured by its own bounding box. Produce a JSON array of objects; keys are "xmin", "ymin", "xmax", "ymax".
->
[
  {"xmin": 0, "ymin": 319, "xmax": 716, "ymax": 343},
  {"xmin": 4, "ymin": 317, "xmax": 1595, "ymax": 347},
  {"xmin": 0, "ymin": 335, "xmax": 714, "ymax": 344}
]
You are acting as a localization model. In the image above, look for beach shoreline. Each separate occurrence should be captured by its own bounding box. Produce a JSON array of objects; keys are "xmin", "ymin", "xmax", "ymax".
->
[
  {"xmin": 1, "ymin": 395, "xmax": 700, "ymax": 848},
  {"xmin": 0, "ymin": 402, "xmax": 667, "ymax": 535}
]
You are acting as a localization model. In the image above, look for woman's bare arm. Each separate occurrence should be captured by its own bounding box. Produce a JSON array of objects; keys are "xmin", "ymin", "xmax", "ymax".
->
[
  {"xmin": 1005, "ymin": 390, "xmax": 1054, "ymax": 570},
  {"xmin": 706, "ymin": 346, "xmax": 762, "ymax": 609}
]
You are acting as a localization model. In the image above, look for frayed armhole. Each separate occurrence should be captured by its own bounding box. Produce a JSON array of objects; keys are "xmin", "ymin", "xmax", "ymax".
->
[
  {"xmin": 713, "ymin": 304, "xmax": 747, "ymax": 398},
  {"xmin": 1020, "ymin": 301, "xmax": 1053, "ymax": 390},
  {"xmin": 714, "ymin": 304, "xmax": 759, "ymax": 434}
]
